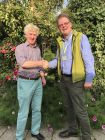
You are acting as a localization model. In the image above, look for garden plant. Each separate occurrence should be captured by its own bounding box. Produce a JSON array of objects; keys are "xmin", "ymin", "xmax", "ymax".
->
[{"xmin": 0, "ymin": 0, "xmax": 105, "ymax": 130}]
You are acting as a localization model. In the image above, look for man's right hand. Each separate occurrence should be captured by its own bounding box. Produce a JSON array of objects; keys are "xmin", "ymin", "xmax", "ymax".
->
[{"xmin": 42, "ymin": 60, "xmax": 49, "ymax": 69}]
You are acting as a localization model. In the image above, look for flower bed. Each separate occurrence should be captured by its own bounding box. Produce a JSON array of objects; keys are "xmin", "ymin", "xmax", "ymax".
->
[{"xmin": 0, "ymin": 41, "xmax": 18, "ymax": 82}]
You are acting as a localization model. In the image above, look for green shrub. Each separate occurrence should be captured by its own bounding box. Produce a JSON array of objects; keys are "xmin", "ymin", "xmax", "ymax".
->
[
  {"xmin": 0, "ymin": 81, "xmax": 18, "ymax": 125},
  {"xmin": 66, "ymin": 0, "xmax": 105, "ymax": 130},
  {"xmin": 0, "ymin": 80, "xmax": 105, "ymax": 130},
  {"xmin": 0, "ymin": 0, "xmax": 105, "ymax": 130}
]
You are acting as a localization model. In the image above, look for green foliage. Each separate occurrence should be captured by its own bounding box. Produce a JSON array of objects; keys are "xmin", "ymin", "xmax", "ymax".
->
[
  {"xmin": 0, "ymin": 0, "xmax": 64, "ymax": 128},
  {"xmin": 0, "ymin": 40, "xmax": 17, "ymax": 81},
  {"xmin": 0, "ymin": 0, "xmax": 105, "ymax": 130},
  {"xmin": 0, "ymin": 81, "xmax": 18, "ymax": 125},
  {"xmin": 1, "ymin": 81, "xmax": 105, "ymax": 130},
  {"xmin": 85, "ymin": 92, "xmax": 105, "ymax": 129},
  {"xmin": 0, "ymin": 1, "xmax": 26, "ymax": 42},
  {"xmin": 42, "ymin": 80, "xmax": 65, "ymax": 128},
  {"xmin": 0, "ymin": 80, "xmax": 65, "ymax": 129},
  {"xmin": 67, "ymin": 0, "xmax": 105, "ymax": 129},
  {"xmin": 0, "ymin": 0, "xmax": 62, "ymax": 43},
  {"xmin": 0, "ymin": 0, "xmax": 59, "ymax": 80}
]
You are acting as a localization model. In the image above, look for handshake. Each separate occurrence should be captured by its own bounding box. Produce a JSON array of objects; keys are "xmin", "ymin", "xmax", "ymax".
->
[{"xmin": 41, "ymin": 60, "xmax": 49, "ymax": 69}]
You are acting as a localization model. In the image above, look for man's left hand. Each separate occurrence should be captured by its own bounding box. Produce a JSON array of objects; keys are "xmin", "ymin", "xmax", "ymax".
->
[
  {"xmin": 84, "ymin": 82, "xmax": 92, "ymax": 89},
  {"xmin": 41, "ymin": 77, "xmax": 46, "ymax": 86}
]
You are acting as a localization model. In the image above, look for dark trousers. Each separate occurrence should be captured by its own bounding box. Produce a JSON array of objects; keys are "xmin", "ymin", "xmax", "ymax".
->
[{"xmin": 59, "ymin": 75, "xmax": 91, "ymax": 140}]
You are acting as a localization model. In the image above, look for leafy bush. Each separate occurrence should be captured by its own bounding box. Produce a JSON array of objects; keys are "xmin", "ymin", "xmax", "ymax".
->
[
  {"xmin": 0, "ymin": 81, "xmax": 18, "ymax": 125},
  {"xmin": 67, "ymin": 0, "xmax": 105, "ymax": 130},
  {"xmin": 0, "ymin": 0, "xmax": 57, "ymax": 80},
  {"xmin": 0, "ymin": 80, "xmax": 65, "ymax": 129},
  {"xmin": 0, "ymin": 0, "xmax": 105, "ymax": 130},
  {"xmin": 0, "ymin": 40, "xmax": 17, "ymax": 82}
]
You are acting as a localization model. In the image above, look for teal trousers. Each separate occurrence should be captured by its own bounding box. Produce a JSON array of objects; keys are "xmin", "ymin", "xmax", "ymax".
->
[
  {"xmin": 59, "ymin": 75, "xmax": 92, "ymax": 140},
  {"xmin": 16, "ymin": 77, "xmax": 43, "ymax": 140}
]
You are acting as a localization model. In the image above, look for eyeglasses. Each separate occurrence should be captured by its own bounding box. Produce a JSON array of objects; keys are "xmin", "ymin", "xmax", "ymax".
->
[{"xmin": 58, "ymin": 22, "xmax": 70, "ymax": 28}]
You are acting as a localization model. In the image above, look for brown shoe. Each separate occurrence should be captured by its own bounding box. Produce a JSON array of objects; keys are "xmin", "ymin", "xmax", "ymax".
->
[{"xmin": 59, "ymin": 129, "xmax": 78, "ymax": 138}]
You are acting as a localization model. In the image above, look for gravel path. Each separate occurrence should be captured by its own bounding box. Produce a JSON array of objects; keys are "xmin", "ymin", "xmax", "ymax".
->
[{"xmin": 0, "ymin": 126, "xmax": 105, "ymax": 140}]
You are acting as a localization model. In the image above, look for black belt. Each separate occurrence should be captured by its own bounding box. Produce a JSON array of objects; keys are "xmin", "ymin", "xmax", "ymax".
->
[
  {"xmin": 18, "ymin": 75, "xmax": 40, "ymax": 80},
  {"xmin": 62, "ymin": 74, "xmax": 72, "ymax": 77}
]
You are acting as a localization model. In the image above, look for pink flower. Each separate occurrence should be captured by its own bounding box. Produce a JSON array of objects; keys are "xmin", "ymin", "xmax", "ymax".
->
[
  {"xmin": 92, "ymin": 115, "xmax": 97, "ymax": 122},
  {"xmin": 6, "ymin": 76, "xmax": 11, "ymax": 80},
  {"xmin": 47, "ymin": 124, "xmax": 54, "ymax": 140},
  {"xmin": 102, "ymin": 125, "xmax": 105, "ymax": 130},
  {"xmin": 13, "ymin": 75, "xmax": 17, "ymax": 81},
  {"xmin": 1, "ymin": 49, "xmax": 8, "ymax": 54},
  {"xmin": 47, "ymin": 124, "xmax": 53, "ymax": 133},
  {"xmin": 11, "ymin": 46, "xmax": 16, "ymax": 51},
  {"xmin": 13, "ymin": 69, "xmax": 18, "ymax": 75}
]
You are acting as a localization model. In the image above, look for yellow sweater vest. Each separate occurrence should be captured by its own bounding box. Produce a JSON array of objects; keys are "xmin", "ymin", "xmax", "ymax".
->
[{"xmin": 57, "ymin": 30, "xmax": 85, "ymax": 83}]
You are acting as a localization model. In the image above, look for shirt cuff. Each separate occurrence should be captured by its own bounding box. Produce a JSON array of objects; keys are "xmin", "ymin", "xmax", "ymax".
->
[
  {"xmin": 48, "ymin": 62, "xmax": 52, "ymax": 68},
  {"xmin": 49, "ymin": 61, "xmax": 57, "ymax": 69},
  {"xmin": 85, "ymin": 73, "xmax": 95, "ymax": 83}
]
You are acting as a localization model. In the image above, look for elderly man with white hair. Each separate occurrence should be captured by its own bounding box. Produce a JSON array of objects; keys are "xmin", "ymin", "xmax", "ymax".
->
[{"xmin": 15, "ymin": 23, "xmax": 46, "ymax": 140}]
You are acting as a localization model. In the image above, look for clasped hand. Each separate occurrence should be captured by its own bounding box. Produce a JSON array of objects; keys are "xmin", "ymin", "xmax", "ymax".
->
[{"xmin": 42, "ymin": 60, "xmax": 49, "ymax": 69}]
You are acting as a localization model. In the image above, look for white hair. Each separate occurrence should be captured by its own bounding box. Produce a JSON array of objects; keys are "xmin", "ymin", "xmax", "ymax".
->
[{"xmin": 24, "ymin": 23, "xmax": 39, "ymax": 36}]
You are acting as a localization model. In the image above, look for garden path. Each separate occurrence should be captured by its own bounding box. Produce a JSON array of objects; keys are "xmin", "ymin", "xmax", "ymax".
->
[{"xmin": 0, "ymin": 126, "xmax": 105, "ymax": 140}]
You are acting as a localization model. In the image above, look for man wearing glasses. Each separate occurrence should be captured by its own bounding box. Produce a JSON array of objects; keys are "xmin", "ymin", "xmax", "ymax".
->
[{"xmin": 44, "ymin": 13, "xmax": 95, "ymax": 140}]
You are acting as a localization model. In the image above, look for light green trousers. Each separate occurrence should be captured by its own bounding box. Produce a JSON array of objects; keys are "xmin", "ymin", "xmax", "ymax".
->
[{"xmin": 16, "ymin": 77, "xmax": 43, "ymax": 140}]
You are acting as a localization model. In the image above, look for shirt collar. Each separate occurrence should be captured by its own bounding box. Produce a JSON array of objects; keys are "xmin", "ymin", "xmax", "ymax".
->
[
  {"xmin": 63, "ymin": 32, "xmax": 72, "ymax": 42},
  {"xmin": 25, "ymin": 41, "xmax": 37, "ymax": 48}
]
